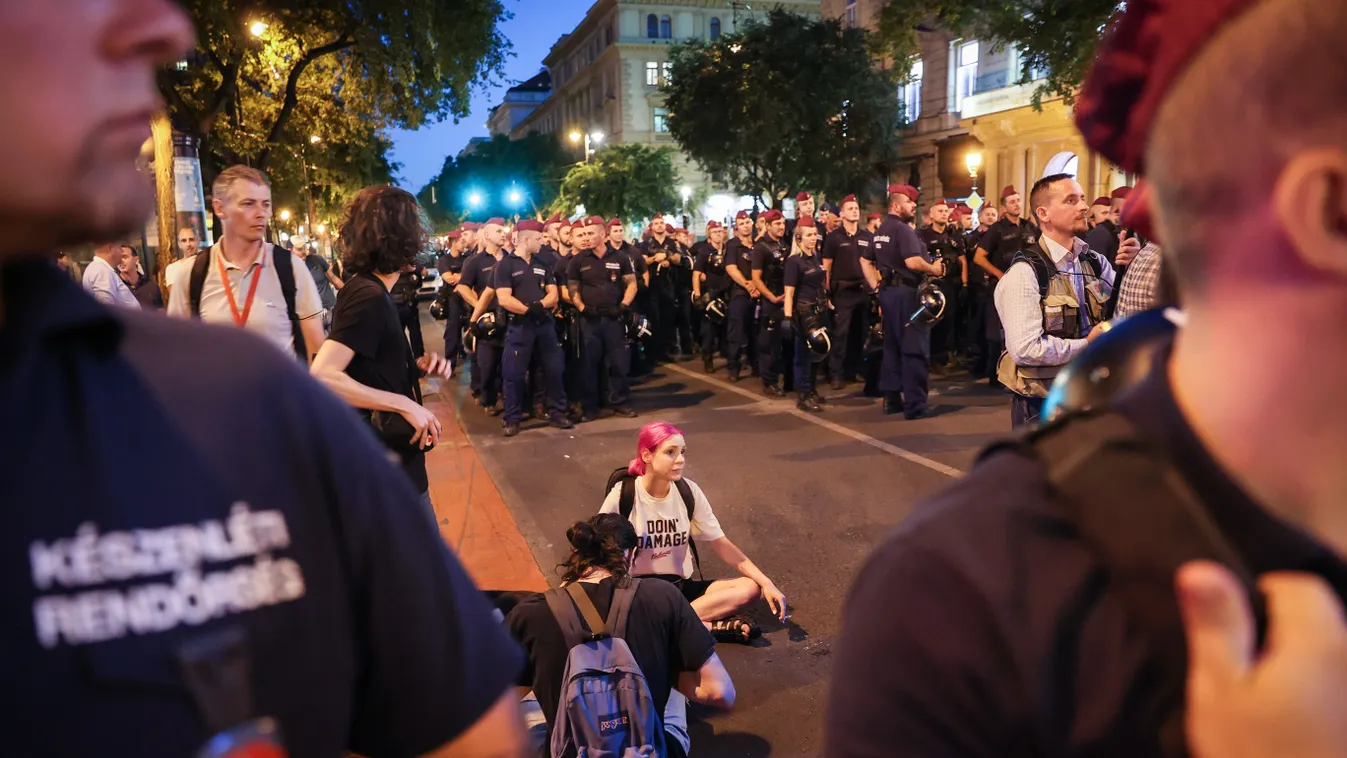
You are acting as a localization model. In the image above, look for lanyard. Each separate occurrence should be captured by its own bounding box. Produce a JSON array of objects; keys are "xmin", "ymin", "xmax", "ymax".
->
[{"xmin": 217, "ymin": 248, "xmax": 265, "ymax": 327}]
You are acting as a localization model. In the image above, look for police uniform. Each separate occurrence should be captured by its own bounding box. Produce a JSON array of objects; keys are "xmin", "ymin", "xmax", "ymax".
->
[
  {"xmin": 567, "ymin": 243, "xmax": 636, "ymax": 417},
  {"xmin": 973, "ymin": 215, "xmax": 1038, "ymax": 383},
  {"xmin": 963, "ymin": 225, "xmax": 992, "ymax": 377},
  {"xmin": 692, "ymin": 238, "xmax": 731, "ymax": 367},
  {"xmin": 724, "ymin": 231, "xmax": 758, "ymax": 380},
  {"xmin": 918, "ymin": 221, "xmax": 966, "ymax": 367},
  {"xmin": 783, "ymin": 250, "xmax": 828, "ymax": 406},
  {"xmin": 751, "ymin": 229, "xmax": 790, "ymax": 393},
  {"xmin": 460, "ymin": 249, "xmax": 505, "ymax": 410},
  {"xmin": 639, "ymin": 231, "xmax": 686, "ymax": 361},
  {"xmin": 609, "ymin": 238, "xmax": 651, "ymax": 376},
  {"xmin": 821, "ymin": 223, "xmax": 873, "ymax": 386},
  {"xmin": 865, "ymin": 211, "xmax": 934, "ymax": 417},
  {"xmin": 493, "ymin": 251, "xmax": 567, "ymax": 428},
  {"xmin": 435, "ymin": 249, "xmax": 468, "ymax": 371}
]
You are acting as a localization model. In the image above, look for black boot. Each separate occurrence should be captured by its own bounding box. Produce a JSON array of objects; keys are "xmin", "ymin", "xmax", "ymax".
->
[
  {"xmin": 503, "ymin": 421, "xmax": 521, "ymax": 437},
  {"xmin": 797, "ymin": 394, "xmax": 822, "ymax": 413},
  {"xmin": 882, "ymin": 392, "xmax": 903, "ymax": 415}
]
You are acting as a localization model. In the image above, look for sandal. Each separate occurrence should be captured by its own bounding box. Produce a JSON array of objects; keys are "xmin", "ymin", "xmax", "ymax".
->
[{"xmin": 708, "ymin": 616, "xmax": 761, "ymax": 644}]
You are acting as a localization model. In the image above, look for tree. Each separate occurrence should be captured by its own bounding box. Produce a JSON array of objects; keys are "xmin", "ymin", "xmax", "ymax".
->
[
  {"xmin": 549, "ymin": 144, "xmax": 681, "ymax": 222},
  {"xmin": 417, "ymin": 134, "xmax": 572, "ymax": 232},
  {"xmin": 663, "ymin": 10, "xmax": 900, "ymax": 208},
  {"xmin": 874, "ymin": 0, "xmax": 1121, "ymax": 106}
]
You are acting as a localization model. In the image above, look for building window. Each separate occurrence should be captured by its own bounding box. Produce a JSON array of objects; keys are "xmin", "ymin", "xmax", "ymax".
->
[
  {"xmin": 660, "ymin": 15, "xmax": 672, "ymax": 39},
  {"xmin": 653, "ymin": 107, "xmax": 669, "ymax": 133},
  {"xmin": 647, "ymin": 14, "xmax": 658, "ymax": 38},
  {"xmin": 646, "ymin": 61, "xmax": 659, "ymax": 86},
  {"xmin": 661, "ymin": 61, "xmax": 673, "ymax": 84},
  {"xmin": 710, "ymin": 17, "xmax": 721, "ymax": 40},
  {"xmin": 955, "ymin": 40, "xmax": 979, "ymax": 113},
  {"xmin": 845, "ymin": 0, "xmax": 857, "ymax": 28},
  {"xmin": 899, "ymin": 59, "xmax": 922, "ymax": 121}
]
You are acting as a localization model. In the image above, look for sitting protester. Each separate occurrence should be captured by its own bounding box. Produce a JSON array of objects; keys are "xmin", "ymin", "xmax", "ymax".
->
[
  {"xmin": 506, "ymin": 514, "xmax": 735, "ymax": 758},
  {"xmin": 602, "ymin": 421, "xmax": 788, "ymax": 643}
]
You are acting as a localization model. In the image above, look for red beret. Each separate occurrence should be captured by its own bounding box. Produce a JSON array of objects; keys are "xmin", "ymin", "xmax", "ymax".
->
[
  {"xmin": 866, "ymin": 212, "xmax": 881, "ymax": 220},
  {"xmin": 840, "ymin": 194, "xmax": 857, "ymax": 206},
  {"xmin": 735, "ymin": 210, "xmax": 751, "ymax": 221},
  {"xmin": 1000, "ymin": 185, "xmax": 1019, "ymax": 200},
  {"xmin": 447, "ymin": 230, "xmax": 462, "ymax": 239},
  {"xmin": 956, "ymin": 203, "xmax": 973, "ymax": 214},
  {"xmin": 761, "ymin": 209, "xmax": 784, "ymax": 222},
  {"xmin": 515, "ymin": 219, "xmax": 544, "ymax": 232},
  {"xmin": 794, "ymin": 216, "xmax": 816, "ymax": 229},
  {"xmin": 461, "ymin": 222, "xmax": 480, "ymax": 231},
  {"xmin": 887, "ymin": 184, "xmax": 919, "ymax": 203},
  {"xmin": 608, "ymin": 218, "xmax": 622, "ymax": 227},
  {"xmin": 484, "ymin": 217, "xmax": 507, "ymax": 227},
  {"xmin": 1075, "ymin": 0, "xmax": 1261, "ymax": 173},
  {"xmin": 1110, "ymin": 186, "xmax": 1133, "ymax": 201},
  {"xmin": 796, "ymin": 191, "xmax": 812, "ymax": 202},
  {"xmin": 651, "ymin": 213, "xmax": 664, "ymax": 221},
  {"xmin": 583, "ymin": 216, "xmax": 606, "ymax": 228},
  {"xmin": 558, "ymin": 219, "xmax": 572, "ymax": 229},
  {"xmin": 931, "ymin": 198, "xmax": 950, "ymax": 209},
  {"xmin": 706, "ymin": 220, "xmax": 721, "ymax": 229},
  {"xmin": 1120, "ymin": 180, "xmax": 1157, "ymax": 242},
  {"xmin": 1091, "ymin": 196, "xmax": 1112, "ymax": 208},
  {"xmin": 545, "ymin": 215, "xmax": 561, "ymax": 225}
]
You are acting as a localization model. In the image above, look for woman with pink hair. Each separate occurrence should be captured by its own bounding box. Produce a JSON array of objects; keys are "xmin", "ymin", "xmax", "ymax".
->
[{"xmin": 600, "ymin": 421, "xmax": 787, "ymax": 644}]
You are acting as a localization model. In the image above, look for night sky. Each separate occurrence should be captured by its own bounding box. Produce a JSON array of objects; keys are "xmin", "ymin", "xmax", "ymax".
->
[{"xmin": 388, "ymin": 0, "xmax": 595, "ymax": 192}]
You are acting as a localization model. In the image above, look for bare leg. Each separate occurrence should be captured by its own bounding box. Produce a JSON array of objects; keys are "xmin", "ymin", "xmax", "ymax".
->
[{"xmin": 690, "ymin": 577, "xmax": 761, "ymax": 628}]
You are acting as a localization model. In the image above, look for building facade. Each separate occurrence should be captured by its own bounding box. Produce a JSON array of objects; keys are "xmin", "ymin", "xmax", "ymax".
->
[
  {"xmin": 510, "ymin": 0, "xmax": 818, "ymax": 225},
  {"xmin": 821, "ymin": 0, "xmax": 1132, "ymax": 211},
  {"xmin": 487, "ymin": 70, "xmax": 552, "ymax": 137}
]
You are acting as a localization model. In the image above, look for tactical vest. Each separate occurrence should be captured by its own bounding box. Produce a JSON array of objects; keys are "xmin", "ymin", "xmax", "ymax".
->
[{"xmin": 997, "ymin": 239, "xmax": 1111, "ymax": 398}]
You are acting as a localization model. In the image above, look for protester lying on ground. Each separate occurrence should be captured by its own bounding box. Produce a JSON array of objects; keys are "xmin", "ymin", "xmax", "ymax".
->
[
  {"xmin": 601, "ymin": 421, "xmax": 788, "ymax": 643},
  {"xmin": 505, "ymin": 514, "xmax": 735, "ymax": 758}
]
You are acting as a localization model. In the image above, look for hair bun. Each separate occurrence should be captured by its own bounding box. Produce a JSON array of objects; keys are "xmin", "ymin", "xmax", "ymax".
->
[{"xmin": 567, "ymin": 522, "xmax": 600, "ymax": 553}]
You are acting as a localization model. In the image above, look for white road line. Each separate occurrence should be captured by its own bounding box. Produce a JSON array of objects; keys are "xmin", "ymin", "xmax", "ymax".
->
[{"xmin": 664, "ymin": 363, "xmax": 963, "ymax": 478}]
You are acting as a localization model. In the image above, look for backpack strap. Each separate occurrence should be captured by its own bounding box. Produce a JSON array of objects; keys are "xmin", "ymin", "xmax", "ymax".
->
[
  {"xmin": 1009, "ymin": 247, "xmax": 1055, "ymax": 301},
  {"xmin": 188, "ymin": 250, "xmax": 212, "ymax": 318},
  {"xmin": 565, "ymin": 582, "xmax": 608, "ymax": 639},
  {"xmin": 619, "ymin": 476, "xmax": 637, "ymax": 521},
  {"xmin": 674, "ymin": 480, "xmax": 704, "ymax": 580},
  {"xmin": 269, "ymin": 245, "xmax": 306, "ymax": 361},
  {"xmin": 606, "ymin": 577, "xmax": 641, "ymax": 640}
]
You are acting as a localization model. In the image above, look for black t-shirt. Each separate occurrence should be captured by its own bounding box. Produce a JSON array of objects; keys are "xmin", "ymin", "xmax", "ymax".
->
[
  {"xmin": 750, "ymin": 237, "xmax": 787, "ymax": 293},
  {"xmin": 783, "ymin": 254, "xmax": 827, "ymax": 305},
  {"xmin": 328, "ymin": 274, "xmax": 427, "ymax": 492},
  {"xmin": 1085, "ymin": 219, "xmax": 1122, "ymax": 265},
  {"xmin": 965, "ymin": 228, "xmax": 990, "ymax": 288},
  {"xmin": 568, "ymin": 248, "xmax": 633, "ymax": 309},
  {"xmin": 692, "ymin": 242, "xmax": 730, "ymax": 293},
  {"xmin": 640, "ymin": 236, "xmax": 685, "ymax": 295},
  {"xmin": 821, "ymin": 226, "xmax": 872, "ymax": 287},
  {"xmin": 2, "ymin": 259, "xmax": 521, "ymax": 758},
  {"xmin": 725, "ymin": 237, "xmax": 755, "ymax": 297},
  {"xmin": 918, "ymin": 225, "xmax": 964, "ymax": 285},
  {"xmin": 825, "ymin": 356, "xmax": 1347, "ymax": 756},
  {"xmin": 493, "ymin": 253, "xmax": 555, "ymax": 306},
  {"xmin": 506, "ymin": 577, "xmax": 716, "ymax": 743},
  {"xmin": 975, "ymin": 217, "xmax": 1038, "ymax": 273}
]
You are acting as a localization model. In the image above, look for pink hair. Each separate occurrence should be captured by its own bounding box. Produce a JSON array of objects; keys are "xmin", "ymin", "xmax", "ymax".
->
[{"xmin": 628, "ymin": 421, "xmax": 684, "ymax": 476}]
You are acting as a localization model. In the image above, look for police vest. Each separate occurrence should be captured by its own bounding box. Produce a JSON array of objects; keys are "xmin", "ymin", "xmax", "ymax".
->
[
  {"xmin": 997, "ymin": 240, "xmax": 1111, "ymax": 398},
  {"xmin": 759, "ymin": 241, "xmax": 786, "ymax": 291}
]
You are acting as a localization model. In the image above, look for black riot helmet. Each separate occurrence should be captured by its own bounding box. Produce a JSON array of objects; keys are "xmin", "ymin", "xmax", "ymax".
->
[
  {"xmin": 473, "ymin": 311, "xmax": 505, "ymax": 340},
  {"xmin": 429, "ymin": 299, "xmax": 445, "ymax": 320},
  {"xmin": 864, "ymin": 319, "xmax": 884, "ymax": 355},
  {"xmin": 705, "ymin": 296, "xmax": 728, "ymax": 325},
  {"xmin": 799, "ymin": 308, "xmax": 832, "ymax": 363},
  {"xmin": 624, "ymin": 309, "xmax": 652, "ymax": 342},
  {"xmin": 1042, "ymin": 307, "xmax": 1181, "ymax": 423},
  {"xmin": 907, "ymin": 282, "xmax": 947, "ymax": 326}
]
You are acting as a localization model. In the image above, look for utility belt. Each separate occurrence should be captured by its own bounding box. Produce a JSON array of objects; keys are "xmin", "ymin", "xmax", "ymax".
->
[
  {"xmin": 879, "ymin": 270, "xmax": 918, "ymax": 289},
  {"xmin": 582, "ymin": 303, "xmax": 626, "ymax": 320},
  {"xmin": 831, "ymin": 278, "xmax": 867, "ymax": 293}
]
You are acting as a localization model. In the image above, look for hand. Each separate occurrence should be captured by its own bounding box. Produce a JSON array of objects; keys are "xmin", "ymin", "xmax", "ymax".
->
[
  {"xmin": 762, "ymin": 583, "xmax": 788, "ymax": 621},
  {"xmin": 1116, "ymin": 233, "xmax": 1141, "ymax": 267},
  {"xmin": 1178, "ymin": 561, "xmax": 1347, "ymax": 758},
  {"xmin": 1086, "ymin": 320, "xmax": 1113, "ymax": 344},
  {"xmin": 654, "ymin": 252, "xmax": 668, "ymax": 263},
  {"xmin": 416, "ymin": 352, "xmax": 451, "ymax": 378},
  {"xmin": 399, "ymin": 398, "xmax": 443, "ymax": 449}
]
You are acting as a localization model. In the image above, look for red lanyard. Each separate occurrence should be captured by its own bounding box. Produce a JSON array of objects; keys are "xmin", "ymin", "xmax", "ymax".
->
[{"xmin": 217, "ymin": 248, "xmax": 265, "ymax": 327}]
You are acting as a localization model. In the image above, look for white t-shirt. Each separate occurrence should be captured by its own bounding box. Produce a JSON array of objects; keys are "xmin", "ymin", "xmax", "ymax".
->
[{"xmin": 600, "ymin": 477, "xmax": 725, "ymax": 579}]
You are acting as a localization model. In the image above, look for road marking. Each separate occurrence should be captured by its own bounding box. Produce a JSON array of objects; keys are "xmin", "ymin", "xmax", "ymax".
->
[{"xmin": 664, "ymin": 363, "xmax": 963, "ymax": 478}]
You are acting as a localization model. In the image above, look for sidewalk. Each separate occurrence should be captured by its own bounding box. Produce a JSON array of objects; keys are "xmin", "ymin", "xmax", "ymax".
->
[{"xmin": 421, "ymin": 377, "xmax": 549, "ymax": 593}]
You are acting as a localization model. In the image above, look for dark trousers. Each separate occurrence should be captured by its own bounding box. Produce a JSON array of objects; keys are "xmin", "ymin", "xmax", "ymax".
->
[
  {"xmin": 397, "ymin": 302, "xmax": 424, "ymax": 358},
  {"xmin": 580, "ymin": 315, "xmax": 631, "ymax": 413},
  {"xmin": 965, "ymin": 287, "xmax": 990, "ymax": 376},
  {"xmin": 930, "ymin": 281, "xmax": 962, "ymax": 364},
  {"xmin": 443, "ymin": 298, "xmax": 464, "ymax": 370},
  {"xmin": 476, "ymin": 337, "xmax": 503, "ymax": 407},
  {"xmin": 878, "ymin": 285, "xmax": 931, "ymax": 416},
  {"xmin": 726, "ymin": 294, "xmax": 755, "ymax": 372},
  {"xmin": 793, "ymin": 328, "xmax": 817, "ymax": 398},
  {"xmin": 976, "ymin": 289, "xmax": 1003, "ymax": 381},
  {"xmin": 757, "ymin": 300, "xmax": 786, "ymax": 388},
  {"xmin": 828, "ymin": 286, "xmax": 870, "ymax": 381},
  {"xmin": 504, "ymin": 318, "xmax": 566, "ymax": 424},
  {"xmin": 700, "ymin": 309, "xmax": 723, "ymax": 359},
  {"xmin": 1011, "ymin": 395, "xmax": 1045, "ymax": 429}
]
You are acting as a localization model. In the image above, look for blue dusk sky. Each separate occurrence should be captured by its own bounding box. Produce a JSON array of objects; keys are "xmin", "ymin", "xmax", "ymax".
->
[{"xmin": 387, "ymin": 0, "xmax": 595, "ymax": 192}]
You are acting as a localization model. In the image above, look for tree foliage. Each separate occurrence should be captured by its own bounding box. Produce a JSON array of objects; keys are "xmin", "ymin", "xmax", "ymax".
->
[
  {"xmin": 160, "ymin": 0, "xmax": 509, "ymax": 221},
  {"xmin": 875, "ymin": 0, "xmax": 1121, "ymax": 106},
  {"xmin": 417, "ymin": 134, "xmax": 572, "ymax": 232},
  {"xmin": 549, "ymin": 144, "xmax": 681, "ymax": 222},
  {"xmin": 663, "ymin": 10, "xmax": 900, "ymax": 207}
]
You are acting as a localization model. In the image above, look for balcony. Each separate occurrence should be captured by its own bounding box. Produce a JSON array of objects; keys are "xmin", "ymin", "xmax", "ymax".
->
[{"xmin": 958, "ymin": 78, "xmax": 1050, "ymax": 120}]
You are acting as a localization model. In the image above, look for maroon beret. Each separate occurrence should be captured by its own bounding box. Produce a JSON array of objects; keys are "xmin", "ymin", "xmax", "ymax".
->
[
  {"xmin": 956, "ymin": 203, "xmax": 973, "ymax": 214},
  {"xmin": 866, "ymin": 212, "xmax": 881, "ymax": 220},
  {"xmin": 796, "ymin": 191, "xmax": 812, "ymax": 202},
  {"xmin": 1075, "ymin": 0, "xmax": 1261, "ymax": 173},
  {"xmin": 887, "ymin": 184, "xmax": 919, "ymax": 203},
  {"xmin": 545, "ymin": 214, "xmax": 561, "ymax": 225},
  {"xmin": 461, "ymin": 222, "xmax": 480, "ymax": 231},
  {"xmin": 840, "ymin": 194, "xmax": 858, "ymax": 206},
  {"xmin": 558, "ymin": 219, "xmax": 572, "ymax": 229},
  {"xmin": 1000, "ymin": 185, "xmax": 1019, "ymax": 200},
  {"xmin": 447, "ymin": 230, "xmax": 462, "ymax": 239},
  {"xmin": 515, "ymin": 219, "xmax": 544, "ymax": 232},
  {"xmin": 484, "ymin": 217, "xmax": 507, "ymax": 227},
  {"xmin": 608, "ymin": 218, "xmax": 622, "ymax": 227},
  {"xmin": 735, "ymin": 210, "xmax": 750, "ymax": 220},
  {"xmin": 1111, "ymin": 186, "xmax": 1133, "ymax": 201},
  {"xmin": 1120, "ymin": 180, "xmax": 1157, "ymax": 242},
  {"xmin": 651, "ymin": 213, "xmax": 664, "ymax": 221},
  {"xmin": 706, "ymin": 220, "xmax": 721, "ymax": 229},
  {"xmin": 761, "ymin": 209, "xmax": 784, "ymax": 222},
  {"xmin": 1091, "ymin": 196, "xmax": 1113, "ymax": 208},
  {"xmin": 931, "ymin": 198, "xmax": 950, "ymax": 209},
  {"xmin": 582, "ymin": 216, "xmax": 606, "ymax": 228},
  {"xmin": 794, "ymin": 215, "xmax": 816, "ymax": 229}
]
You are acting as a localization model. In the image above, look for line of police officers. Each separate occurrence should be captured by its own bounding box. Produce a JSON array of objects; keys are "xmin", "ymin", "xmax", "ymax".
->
[{"xmin": 430, "ymin": 183, "xmax": 1112, "ymax": 434}]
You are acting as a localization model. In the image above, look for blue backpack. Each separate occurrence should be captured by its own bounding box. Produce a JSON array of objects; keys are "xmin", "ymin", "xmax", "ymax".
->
[{"xmin": 544, "ymin": 579, "xmax": 664, "ymax": 757}]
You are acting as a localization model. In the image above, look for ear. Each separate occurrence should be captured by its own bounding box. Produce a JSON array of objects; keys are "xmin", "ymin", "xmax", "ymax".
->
[
  {"xmin": 211, "ymin": 196, "xmax": 225, "ymax": 218},
  {"xmin": 1274, "ymin": 148, "xmax": 1347, "ymax": 279}
]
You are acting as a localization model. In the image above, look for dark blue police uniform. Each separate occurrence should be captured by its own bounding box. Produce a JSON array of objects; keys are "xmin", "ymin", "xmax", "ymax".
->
[
  {"xmin": 567, "ymin": 248, "xmax": 635, "ymax": 415},
  {"xmin": 865, "ymin": 214, "xmax": 933, "ymax": 417},
  {"xmin": 783, "ymin": 253, "xmax": 827, "ymax": 399},
  {"xmin": 693, "ymin": 241, "xmax": 731, "ymax": 360},
  {"xmin": 751, "ymin": 235, "xmax": 790, "ymax": 391},
  {"xmin": 460, "ymin": 250, "xmax": 505, "ymax": 408},
  {"xmin": 1, "ymin": 259, "xmax": 521, "ymax": 757},
  {"xmin": 494, "ymin": 253, "xmax": 566, "ymax": 425},
  {"xmin": 724, "ymin": 236, "xmax": 758, "ymax": 378},
  {"xmin": 821, "ymin": 225, "xmax": 873, "ymax": 384},
  {"xmin": 639, "ymin": 234, "xmax": 686, "ymax": 362},
  {"xmin": 437, "ymin": 251, "xmax": 468, "ymax": 370}
]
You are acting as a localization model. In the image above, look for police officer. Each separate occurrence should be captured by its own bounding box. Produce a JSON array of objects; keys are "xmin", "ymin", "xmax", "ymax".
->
[
  {"xmin": 861, "ymin": 185, "xmax": 947, "ymax": 418},
  {"xmin": 608, "ymin": 218, "xmax": 654, "ymax": 375},
  {"xmin": 639, "ymin": 214, "xmax": 685, "ymax": 362},
  {"xmin": 972, "ymin": 186, "xmax": 1038, "ymax": 387},
  {"xmin": 751, "ymin": 209, "xmax": 790, "ymax": 397},
  {"xmin": 785, "ymin": 191, "xmax": 815, "ymax": 241},
  {"xmin": 1085, "ymin": 185, "xmax": 1131, "ymax": 265},
  {"xmin": 568, "ymin": 216, "xmax": 639, "ymax": 420},
  {"xmin": 821, "ymin": 194, "xmax": 873, "ymax": 389},
  {"xmin": 434, "ymin": 229, "xmax": 469, "ymax": 373},
  {"xmin": 866, "ymin": 212, "xmax": 882, "ymax": 234},
  {"xmin": 493, "ymin": 219, "xmax": 573, "ymax": 436},
  {"xmin": 723, "ymin": 210, "xmax": 759, "ymax": 382},
  {"xmin": 692, "ymin": 220, "xmax": 731, "ymax": 374},
  {"xmin": 783, "ymin": 216, "xmax": 829, "ymax": 412},
  {"xmin": 918, "ymin": 198, "xmax": 966, "ymax": 371},
  {"xmin": 460, "ymin": 218, "xmax": 509, "ymax": 414}
]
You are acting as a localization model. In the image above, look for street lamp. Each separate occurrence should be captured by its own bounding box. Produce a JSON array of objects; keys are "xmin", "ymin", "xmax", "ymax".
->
[
  {"xmin": 570, "ymin": 130, "xmax": 604, "ymax": 163},
  {"xmin": 309, "ymin": 135, "xmax": 321, "ymax": 144},
  {"xmin": 279, "ymin": 209, "xmax": 291, "ymax": 222},
  {"xmin": 468, "ymin": 191, "xmax": 483, "ymax": 209},
  {"xmin": 965, "ymin": 151, "xmax": 983, "ymax": 195},
  {"xmin": 249, "ymin": 20, "xmax": 268, "ymax": 38}
]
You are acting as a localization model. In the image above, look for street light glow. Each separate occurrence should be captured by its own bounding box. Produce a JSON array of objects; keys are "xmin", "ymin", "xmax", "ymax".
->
[
  {"xmin": 680, "ymin": 185, "xmax": 692, "ymax": 201},
  {"xmin": 468, "ymin": 191, "xmax": 483, "ymax": 208},
  {"xmin": 249, "ymin": 20, "xmax": 268, "ymax": 37},
  {"xmin": 965, "ymin": 151, "xmax": 983, "ymax": 175},
  {"xmin": 508, "ymin": 190, "xmax": 522, "ymax": 206},
  {"xmin": 316, "ymin": 223, "xmax": 326, "ymax": 234},
  {"xmin": 279, "ymin": 209, "xmax": 291, "ymax": 221},
  {"xmin": 309, "ymin": 135, "xmax": 321, "ymax": 144},
  {"xmin": 569, "ymin": 131, "xmax": 583, "ymax": 143},
  {"xmin": 590, "ymin": 132, "xmax": 605, "ymax": 144}
]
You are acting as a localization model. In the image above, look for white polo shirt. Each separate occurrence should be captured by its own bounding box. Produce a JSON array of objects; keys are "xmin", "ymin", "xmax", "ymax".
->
[
  {"xmin": 166, "ymin": 243, "xmax": 322, "ymax": 354},
  {"xmin": 81, "ymin": 256, "xmax": 141, "ymax": 310}
]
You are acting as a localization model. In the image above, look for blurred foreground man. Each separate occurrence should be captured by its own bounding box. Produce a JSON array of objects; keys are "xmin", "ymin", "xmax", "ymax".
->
[
  {"xmin": 827, "ymin": 0, "xmax": 1347, "ymax": 755},
  {"xmin": 0, "ymin": 1, "xmax": 528, "ymax": 756}
]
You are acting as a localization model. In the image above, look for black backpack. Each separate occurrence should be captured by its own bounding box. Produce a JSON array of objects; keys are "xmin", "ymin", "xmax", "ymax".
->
[
  {"xmin": 605, "ymin": 467, "xmax": 703, "ymax": 579},
  {"xmin": 189, "ymin": 244, "xmax": 305, "ymax": 361},
  {"xmin": 980, "ymin": 409, "xmax": 1259, "ymax": 758}
]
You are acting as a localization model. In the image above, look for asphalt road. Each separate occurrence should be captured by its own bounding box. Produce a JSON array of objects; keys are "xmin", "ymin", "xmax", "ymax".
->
[{"xmin": 419, "ymin": 310, "xmax": 1012, "ymax": 757}]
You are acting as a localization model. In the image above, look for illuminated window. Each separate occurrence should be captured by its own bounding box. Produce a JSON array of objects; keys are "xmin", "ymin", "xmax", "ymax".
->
[
  {"xmin": 646, "ymin": 61, "xmax": 659, "ymax": 86},
  {"xmin": 955, "ymin": 41, "xmax": 979, "ymax": 113},
  {"xmin": 899, "ymin": 59, "xmax": 922, "ymax": 121},
  {"xmin": 653, "ymin": 107, "xmax": 669, "ymax": 133}
]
